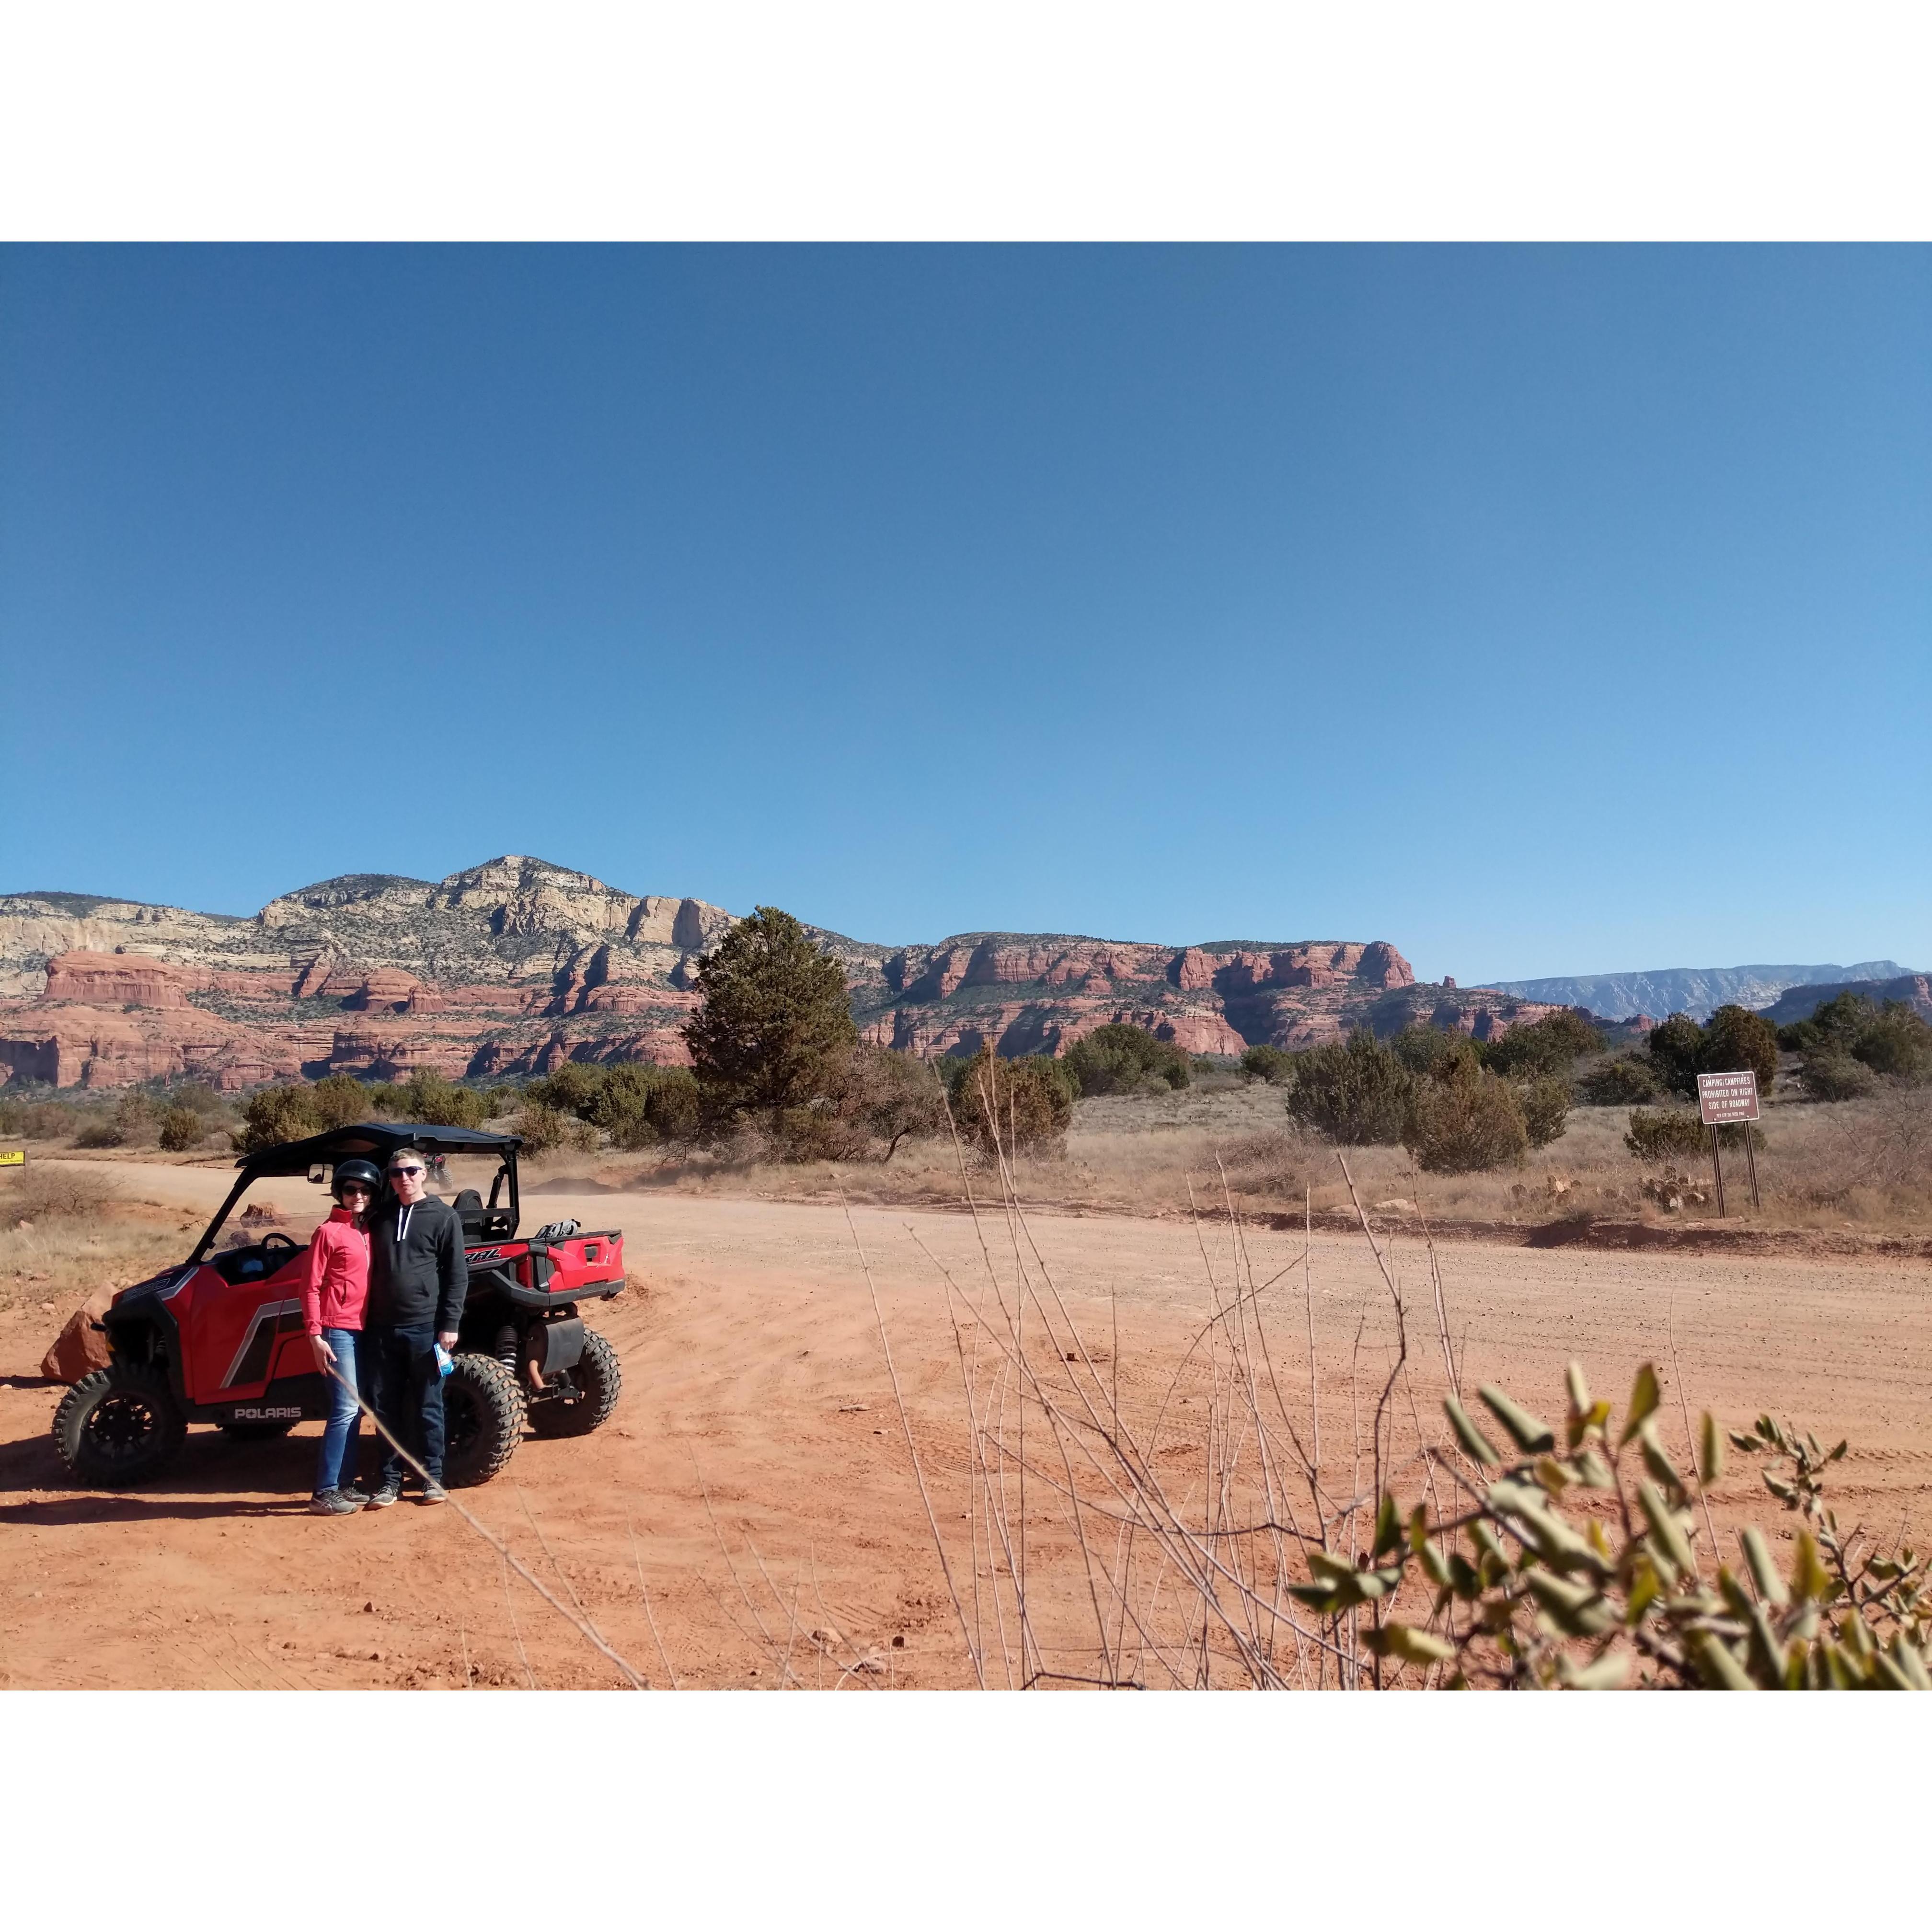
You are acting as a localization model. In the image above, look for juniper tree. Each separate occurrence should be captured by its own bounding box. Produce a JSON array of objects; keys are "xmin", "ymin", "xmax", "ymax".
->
[{"xmin": 681, "ymin": 907, "xmax": 859, "ymax": 1138}]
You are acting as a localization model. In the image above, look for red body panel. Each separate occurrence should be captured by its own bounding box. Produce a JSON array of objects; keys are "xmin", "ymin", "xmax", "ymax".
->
[
  {"xmin": 465, "ymin": 1230, "xmax": 625, "ymax": 1298},
  {"xmin": 184, "ymin": 1254, "xmax": 312, "ymax": 1403},
  {"xmin": 533, "ymin": 1230, "xmax": 624, "ymax": 1295}
]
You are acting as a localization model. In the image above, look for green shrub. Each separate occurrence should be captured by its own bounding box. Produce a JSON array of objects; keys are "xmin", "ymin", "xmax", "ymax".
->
[
  {"xmin": 1063, "ymin": 1023, "xmax": 1192, "ymax": 1097},
  {"xmin": 1577, "ymin": 1055, "xmax": 1660, "ymax": 1105},
  {"xmin": 945, "ymin": 1046, "xmax": 1075, "ymax": 1158},
  {"xmin": 1284, "ymin": 1030, "xmax": 1414, "ymax": 1146},
  {"xmin": 1624, "ymin": 1108, "xmax": 1709, "ymax": 1163},
  {"xmin": 1291, "ymin": 1364, "xmax": 1932, "ymax": 1689},
  {"xmin": 1784, "ymin": 995, "xmax": 1932, "ymax": 1094},
  {"xmin": 1852, "ymin": 1002, "xmax": 1932, "ymax": 1084},
  {"xmin": 1699, "ymin": 1003, "xmax": 1779, "ymax": 1094},
  {"xmin": 170, "ymin": 1081, "xmax": 227, "ymax": 1117},
  {"xmin": 238, "ymin": 1084, "xmax": 325, "ymax": 1152},
  {"xmin": 77, "ymin": 1091, "xmax": 155, "ymax": 1149},
  {"xmin": 1778, "ymin": 990, "xmax": 1874, "ymax": 1054},
  {"xmin": 310, "ymin": 1072, "xmax": 374, "ymax": 1130},
  {"xmin": 388, "ymin": 1070, "xmax": 487, "ymax": 1129},
  {"xmin": 1795, "ymin": 1052, "xmax": 1877, "ymax": 1103},
  {"xmin": 586, "ymin": 1062, "xmax": 703, "ymax": 1150},
  {"xmin": 515, "ymin": 1101, "xmax": 596, "ymax": 1156},
  {"xmin": 683, "ymin": 907, "xmax": 859, "ymax": 1137},
  {"xmin": 639, "ymin": 1067, "xmax": 701, "ymax": 1144},
  {"xmin": 1519, "ymin": 1074, "xmax": 1572, "ymax": 1150},
  {"xmin": 1402, "ymin": 1057, "xmax": 1529, "ymax": 1173},
  {"xmin": 157, "ymin": 1106, "xmax": 205, "ymax": 1151},
  {"xmin": 527, "ymin": 1062, "xmax": 609, "ymax": 1117},
  {"xmin": 1645, "ymin": 1014, "xmax": 1705, "ymax": 1099},
  {"xmin": 1388, "ymin": 1026, "xmax": 1464, "ymax": 1076},
  {"xmin": 1240, "ymin": 1044, "xmax": 1296, "ymax": 1084},
  {"xmin": 0, "ymin": 1097, "xmax": 72, "ymax": 1141},
  {"xmin": 1647, "ymin": 1005, "xmax": 1779, "ymax": 1101},
  {"xmin": 515, "ymin": 1059, "xmax": 707, "ymax": 1151},
  {"xmin": 1480, "ymin": 1010, "xmax": 1604, "ymax": 1077}
]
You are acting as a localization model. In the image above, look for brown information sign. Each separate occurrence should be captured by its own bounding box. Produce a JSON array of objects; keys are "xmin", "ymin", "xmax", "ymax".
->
[{"xmin": 1696, "ymin": 1070, "xmax": 1760, "ymax": 1126}]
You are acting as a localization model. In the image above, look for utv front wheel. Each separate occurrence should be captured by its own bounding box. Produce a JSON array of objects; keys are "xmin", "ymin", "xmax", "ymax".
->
[
  {"xmin": 54, "ymin": 1363, "xmax": 187, "ymax": 1486},
  {"xmin": 529, "ymin": 1328, "xmax": 622, "ymax": 1439},
  {"xmin": 442, "ymin": 1353, "xmax": 525, "ymax": 1487}
]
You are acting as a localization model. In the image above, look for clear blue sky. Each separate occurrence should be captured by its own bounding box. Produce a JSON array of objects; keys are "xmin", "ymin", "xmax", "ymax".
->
[{"xmin": 2, "ymin": 246, "xmax": 1926, "ymax": 982}]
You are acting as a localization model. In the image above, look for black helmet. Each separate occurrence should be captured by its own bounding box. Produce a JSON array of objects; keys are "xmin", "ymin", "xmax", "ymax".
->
[{"xmin": 331, "ymin": 1158, "xmax": 384, "ymax": 1203}]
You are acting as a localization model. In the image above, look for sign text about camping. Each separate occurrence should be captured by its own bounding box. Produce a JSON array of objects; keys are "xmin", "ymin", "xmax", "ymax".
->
[{"xmin": 1696, "ymin": 1070, "xmax": 1760, "ymax": 1126}]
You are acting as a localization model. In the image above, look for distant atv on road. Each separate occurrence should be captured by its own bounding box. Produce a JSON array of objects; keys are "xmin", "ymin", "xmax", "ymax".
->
[{"xmin": 53, "ymin": 1123, "xmax": 626, "ymax": 1488}]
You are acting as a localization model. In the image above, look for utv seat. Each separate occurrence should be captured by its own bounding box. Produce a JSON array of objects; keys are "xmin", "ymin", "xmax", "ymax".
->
[{"xmin": 452, "ymin": 1188, "xmax": 487, "ymax": 1239}]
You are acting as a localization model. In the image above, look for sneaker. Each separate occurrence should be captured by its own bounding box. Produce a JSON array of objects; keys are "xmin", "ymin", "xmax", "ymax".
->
[
  {"xmin": 419, "ymin": 1481, "xmax": 448, "ymax": 1506},
  {"xmin": 309, "ymin": 1489, "xmax": 361, "ymax": 1516},
  {"xmin": 364, "ymin": 1481, "xmax": 402, "ymax": 1509},
  {"xmin": 331, "ymin": 1486, "xmax": 368, "ymax": 1511}
]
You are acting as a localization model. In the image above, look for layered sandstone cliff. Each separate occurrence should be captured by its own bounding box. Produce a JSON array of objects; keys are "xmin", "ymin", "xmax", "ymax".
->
[
  {"xmin": 0, "ymin": 858, "xmax": 728, "ymax": 1090},
  {"xmin": 825, "ymin": 932, "xmax": 1424, "ymax": 1062},
  {"xmin": 0, "ymin": 856, "xmax": 1539, "ymax": 1091}
]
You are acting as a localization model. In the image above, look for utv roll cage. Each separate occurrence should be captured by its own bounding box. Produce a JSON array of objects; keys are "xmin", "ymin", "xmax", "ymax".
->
[{"xmin": 190, "ymin": 1122, "xmax": 524, "ymax": 1263}]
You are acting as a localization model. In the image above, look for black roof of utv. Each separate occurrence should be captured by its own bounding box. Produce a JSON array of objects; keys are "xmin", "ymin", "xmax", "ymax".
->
[{"xmin": 235, "ymin": 1122, "xmax": 524, "ymax": 1179}]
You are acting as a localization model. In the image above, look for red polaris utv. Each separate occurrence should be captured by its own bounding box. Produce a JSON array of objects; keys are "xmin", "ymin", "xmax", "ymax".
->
[{"xmin": 52, "ymin": 1123, "xmax": 626, "ymax": 1489}]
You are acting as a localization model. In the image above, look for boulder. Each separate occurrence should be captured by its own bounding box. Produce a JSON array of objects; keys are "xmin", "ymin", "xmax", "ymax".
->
[{"xmin": 40, "ymin": 1286, "xmax": 116, "ymax": 1384}]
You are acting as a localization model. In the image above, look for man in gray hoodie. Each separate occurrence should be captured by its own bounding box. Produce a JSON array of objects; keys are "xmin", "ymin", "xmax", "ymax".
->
[{"xmin": 361, "ymin": 1146, "xmax": 468, "ymax": 1506}]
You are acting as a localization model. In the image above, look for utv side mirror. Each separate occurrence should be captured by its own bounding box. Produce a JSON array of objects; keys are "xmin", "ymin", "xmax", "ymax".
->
[{"xmin": 308, "ymin": 1163, "xmax": 332, "ymax": 1185}]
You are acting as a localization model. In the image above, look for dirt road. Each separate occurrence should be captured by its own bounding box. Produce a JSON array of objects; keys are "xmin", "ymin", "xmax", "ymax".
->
[{"xmin": 3, "ymin": 1164, "xmax": 1928, "ymax": 1688}]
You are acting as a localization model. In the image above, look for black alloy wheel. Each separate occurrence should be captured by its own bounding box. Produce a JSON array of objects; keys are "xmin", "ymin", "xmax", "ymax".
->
[{"xmin": 53, "ymin": 1362, "xmax": 188, "ymax": 1485}]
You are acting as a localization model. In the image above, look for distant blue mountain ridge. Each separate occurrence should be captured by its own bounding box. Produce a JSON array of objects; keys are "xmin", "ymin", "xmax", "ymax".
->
[{"xmin": 1478, "ymin": 962, "xmax": 1915, "ymax": 1022}]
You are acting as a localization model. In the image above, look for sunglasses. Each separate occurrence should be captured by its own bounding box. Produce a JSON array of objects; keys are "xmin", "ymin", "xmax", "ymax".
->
[
  {"xmin": 339, "ymin": 1184, "xmax": 373, "ymax": 1196},
  {"xmin": 389, "ymin": 1165, "xmax": 425, "ymax": 1178}
]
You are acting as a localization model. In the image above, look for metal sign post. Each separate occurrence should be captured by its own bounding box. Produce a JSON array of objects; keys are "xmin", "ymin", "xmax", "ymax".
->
[{"xmin": 1696, "ymin": 1070, "xmax": 1761, "ymax": 1214}]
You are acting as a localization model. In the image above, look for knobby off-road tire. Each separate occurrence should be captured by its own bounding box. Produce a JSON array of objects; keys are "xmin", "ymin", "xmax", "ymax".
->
[
  {"xmin": 441, "ymin": 1352, "xmax": 526, "ymax": 1488},
  {"xmin": 53, "ymin": 1362, "xmax": 187, "ymax": 1486},
  {"xmin": 528, "ymin": 1328, "xmax": 621, "ymax": 1439}
]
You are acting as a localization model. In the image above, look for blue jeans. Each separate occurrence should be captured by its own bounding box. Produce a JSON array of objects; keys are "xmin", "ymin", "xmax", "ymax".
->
[
  {"xmin": 364, "ymin": 1323, "xmax": 446, "ymax": 1487},
  {"xmin": 313, "ymin": 1327, "xmax": 361, "ymax": 1496}
]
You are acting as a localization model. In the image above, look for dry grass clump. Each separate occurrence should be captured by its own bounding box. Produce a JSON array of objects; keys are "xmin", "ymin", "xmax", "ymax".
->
[
  {"xmin": 1752, "ymin": 1086, "xmax": 1932, "ymax": 1226},
  {"xmin": 0, "ymin": 1163, "xmax": 193, "ymax": 1319},
  {"xmin": 1, "ymin": 1163, "xmax": 118, "ymax": 1223}
]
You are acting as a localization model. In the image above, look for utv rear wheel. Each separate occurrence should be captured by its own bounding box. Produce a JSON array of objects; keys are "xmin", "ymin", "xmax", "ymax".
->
[
  {"xmin": 529, "ymin": 1328, "xmax": 621, "ymax": 1439},
  {"xmin": 54, "ymin": 1362, "xmax": 187, "ymax": 1486},
  {"xmin": 441, "ymin": 1352, "xmax": 525, "ymax": 1487}
]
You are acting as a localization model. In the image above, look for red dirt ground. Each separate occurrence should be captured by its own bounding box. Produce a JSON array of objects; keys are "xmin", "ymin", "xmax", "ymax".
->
[{"xmin": 3, "ymin": 1168, "xmax": 1928, "ymax": 1688}]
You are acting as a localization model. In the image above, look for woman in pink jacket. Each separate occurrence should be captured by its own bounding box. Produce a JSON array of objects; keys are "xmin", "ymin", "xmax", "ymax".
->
[{"xmin": 300, "ymin": 1158, "xmax": 381, "ymax": 1515}]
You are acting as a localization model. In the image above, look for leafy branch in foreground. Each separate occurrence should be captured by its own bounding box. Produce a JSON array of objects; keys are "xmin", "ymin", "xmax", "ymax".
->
[{"xmin": 1290, "ymin": 1363, "xmax": 1931, "ymax": 1688}]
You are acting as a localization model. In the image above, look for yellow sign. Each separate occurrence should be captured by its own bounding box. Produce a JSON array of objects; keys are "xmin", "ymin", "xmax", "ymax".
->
[{"xmin": 0, "ymin": 1150, "xmax": 23, "ymax": 1168}]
